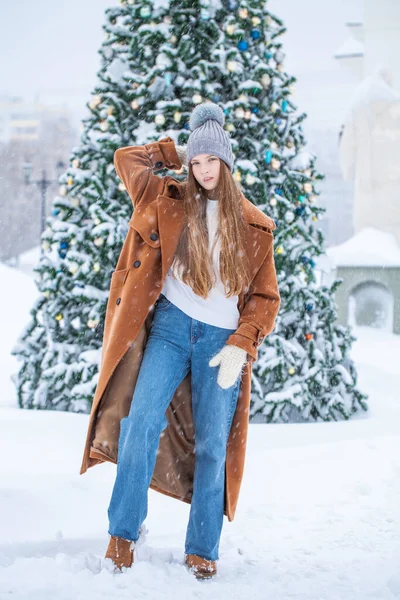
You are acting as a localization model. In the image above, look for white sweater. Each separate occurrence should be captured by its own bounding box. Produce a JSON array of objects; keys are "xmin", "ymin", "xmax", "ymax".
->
[{"xmin": 160, "ymin": 199, "xmax": 240, "ymax": 329}]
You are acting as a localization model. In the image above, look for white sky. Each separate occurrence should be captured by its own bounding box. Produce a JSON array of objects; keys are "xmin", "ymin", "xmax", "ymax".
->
[{"xmin": 0, "ymin": 0, "xmax": 362, "ymax": 129}]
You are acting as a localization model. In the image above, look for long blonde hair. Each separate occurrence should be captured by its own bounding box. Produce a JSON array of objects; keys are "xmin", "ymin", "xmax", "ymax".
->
[{"xmin": 172, "ymin": 159, "xmax": 252, "ymax": 299}]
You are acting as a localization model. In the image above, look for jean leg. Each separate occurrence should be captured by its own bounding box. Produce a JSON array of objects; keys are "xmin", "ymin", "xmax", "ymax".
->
[
  {"xmin": 107, "ymin": 311, "xmax": 190, "ymax": 542},
  {"xmin": 184, "ymin": 326, "xmax": 241, "ymax": 561}
]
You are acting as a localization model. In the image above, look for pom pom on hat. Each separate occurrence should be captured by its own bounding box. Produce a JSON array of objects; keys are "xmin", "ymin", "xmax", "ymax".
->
[
  {"xmin": 186, "ymin": 102, "xmax": 234, "ymax": 171},
  {"xmin": 189, "ymin": 102, "xmax": 225, "ymax": 131}
]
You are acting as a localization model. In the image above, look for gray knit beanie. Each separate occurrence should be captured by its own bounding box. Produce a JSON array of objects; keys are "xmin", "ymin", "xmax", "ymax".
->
[{"xmin": 186, "ymin": 102, "xmax": 234, "ymax": 171}]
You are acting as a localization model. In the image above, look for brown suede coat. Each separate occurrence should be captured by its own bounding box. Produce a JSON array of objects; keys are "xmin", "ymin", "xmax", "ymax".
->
[{"xmin": 80, "ymin": 137, "xmax": 280, "ymax": 521}]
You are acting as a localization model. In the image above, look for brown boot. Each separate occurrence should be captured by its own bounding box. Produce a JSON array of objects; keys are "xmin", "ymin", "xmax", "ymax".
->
[
  {"xmin": 105, "ymin": 535, "xmax": 134, "ymax": 571},
  {"xmin": 185, "ymin": 553, "xmax": 217, "ymax": 579}
]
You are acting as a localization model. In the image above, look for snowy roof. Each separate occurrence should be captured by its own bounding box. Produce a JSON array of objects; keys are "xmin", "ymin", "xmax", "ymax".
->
[{"xmin": 327, "ymin": 228, "xmax": 400, "ymax": 267}]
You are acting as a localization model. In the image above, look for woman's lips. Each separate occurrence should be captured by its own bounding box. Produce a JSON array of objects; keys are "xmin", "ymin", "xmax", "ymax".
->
[{"xmin": 204, "ymin": 177, "xmax": 213, "ymax": 182}]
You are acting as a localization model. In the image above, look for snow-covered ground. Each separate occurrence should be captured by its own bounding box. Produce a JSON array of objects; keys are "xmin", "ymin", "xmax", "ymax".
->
[{"xmin": 0, "ymin": 263, "xmax": 399, "ymax": 599}]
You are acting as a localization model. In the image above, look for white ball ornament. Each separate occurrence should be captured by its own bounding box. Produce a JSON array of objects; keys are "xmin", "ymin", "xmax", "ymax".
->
[
  {"xmin": 94, "ymin": 237, "xmax": 104, "ymax": 247},
  {"xmin": 238, "ymin": 8, "xmax": 248, "ymax": 18},
  {"xmin": 155, "ymin": 113, "xmax": 166, "ymax": 125},
  {"xmin": 130, "ymin": 99, "xmax": 139, "ymax": 110},
  {"xmin": 192, "ymin": 94, "xmax": 203, "ymax": 104},
  {"xmin": 68, "ymin": 262, "xmax": 79, "ymax": 274},
  {"xmin": 42, "ymin": 241, "xmax": 50, "ymax": 251},
  {"xmin": 270, "ymin": 141, "xmax": 278, "ymax": 149},
  {"xmin": 226, "ymin": 123, "xmax": 235, "ymax": 132},
  {"xmin": 94, "ymin": 218, "xmax": 101, "ymax": 225},
  {"xmin": 93, "ymin": 263, "xmax": 101, "ymax": 272},
  {"xmin": 174, "ymin": 111, "xmax": 182, "ymax": 123},
  {"xmin": 269, "ymin": 197, "xmax": 277, "ymax": 206},
  {"xmin": 238, "ymin": 94, "xmax": 248, "ymax": 102},
  {"xmin": 71, "ymin": 197, "xmax": 80, "ymax": 207},
  {"xmin": 244, "ymin": 110, "xmax": 251, "ymax": 120},
  {"xmin": 118, "ymin": 182, "xmax": 126, "ymax": 191},
  {"xmin": 252, "ymin": 16, "xmax": 261, "ymax": 25},
  {"xmin": 227, "ymin": 60, "xmax": 237, "ymax": 72},
  {"xmin": 285, "ymin": 210, "xmax": 295, "ymax": 223},
  {"xmin": 261, "ymin": 74, "xmax": 271, "ymax": 88},
  {"xmin": 100, "ymin": 120, "xmax": 109, "ymax": 131},
  {"xmin": 70, "ymin": 237, "xmax": 77, "ymax": 245},
  {"xmin": 235, "ymin": 107, "xmax": 245, "ymax": 119},
  {"xmin": 226, "ymin": 24, "xmax": 236, "ymax": 35},
  {"xmin": 71, "ymin": 159, "xmax": 80, "ymax": 169},
  {"xmin": 245, "ymin": 173, "xmax": 256, "ymax": 185},
  {"xmin": 87, "ymin": 318, "xmax": 99, "ymax": 329},
  {"xmin": 270, "ymin": 102, "xmax": 279, "ymax": 113},
  {"xmin": 59, "ymin": 185, "xmax": 67, "ymax": 197},
  {"xmin": 89, "ymin": 95, "xmax": 101, "ymax": 109},
  {"xmin": 303, "ymin": 182, "xmax": 313, "ymax": 193}
]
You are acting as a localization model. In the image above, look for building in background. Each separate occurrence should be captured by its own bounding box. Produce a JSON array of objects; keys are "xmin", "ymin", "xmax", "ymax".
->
[{"xmin": 0, "ymin": 95, "xmax": 78, "ymax": 261}]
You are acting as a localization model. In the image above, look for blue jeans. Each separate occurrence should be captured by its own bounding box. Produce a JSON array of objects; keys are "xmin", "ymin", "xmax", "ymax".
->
[{"xmin": 107, "ymin": 294, "xmax": 241, "ymax": 561}]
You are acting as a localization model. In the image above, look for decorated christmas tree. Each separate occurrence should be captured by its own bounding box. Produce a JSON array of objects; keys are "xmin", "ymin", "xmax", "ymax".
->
[{"xmin": 12, "ymin": 0, "xmax": 368, "ymax": 421}]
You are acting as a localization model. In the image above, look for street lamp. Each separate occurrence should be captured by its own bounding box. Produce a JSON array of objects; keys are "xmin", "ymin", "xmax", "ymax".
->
[{"xmin": 23, "ymin": 159, "xmax": 66, "ymax": 251}]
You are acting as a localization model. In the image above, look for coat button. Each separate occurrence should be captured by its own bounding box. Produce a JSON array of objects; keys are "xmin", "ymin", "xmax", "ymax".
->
[
  {"xmin": 155, "ymin": 160, "xmax": 163, "ymax": 169},
  {"xmin": 133, "ymin": 260, "xmax": 141, "ymax": 268},
  {"xmin": 116, "ymin": 297, "xmax": 121, "ymax": 305},
  {"xmin": 150, "ymin": 232, "xmax": 158, "ymax": 241}
]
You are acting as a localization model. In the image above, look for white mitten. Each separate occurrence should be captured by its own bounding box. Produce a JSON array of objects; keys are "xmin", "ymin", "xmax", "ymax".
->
[
  {"xmin": 175, "ymin": 144, "xmax": 188, "ymax": 169},
  {"xmin": 209, "ymin": 344, "xmax": 247, "ymax": 389}
]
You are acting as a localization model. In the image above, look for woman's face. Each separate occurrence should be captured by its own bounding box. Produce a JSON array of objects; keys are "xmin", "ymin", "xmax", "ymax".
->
[{"xmin": 190, "ymin": 153, "xmax": 221, "ymax": 192}]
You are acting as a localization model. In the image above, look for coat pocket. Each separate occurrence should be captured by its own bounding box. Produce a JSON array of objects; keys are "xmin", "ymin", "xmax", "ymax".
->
[
  {"xmin": 128, "ymin": 203, "xmax": 161, "ymax": 249},
  {"xmin": 110, "ymin": 267, "xmax": 130, "ymax": 289}
]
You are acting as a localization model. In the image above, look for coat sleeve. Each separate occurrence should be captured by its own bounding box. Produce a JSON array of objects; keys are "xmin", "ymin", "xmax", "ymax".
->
[
  {"xmin": 225, "ymin": 232, "xmax": 280, "ymax": 363},
  {"xmin": 114, "ymin": 136, "xmax": 182, "ymax": 208}
]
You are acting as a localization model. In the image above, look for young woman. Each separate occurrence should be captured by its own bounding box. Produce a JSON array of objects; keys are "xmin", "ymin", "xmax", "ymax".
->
[{"xmin": 81, "ymin": 103, "xmax": 280, "ymax": 579}]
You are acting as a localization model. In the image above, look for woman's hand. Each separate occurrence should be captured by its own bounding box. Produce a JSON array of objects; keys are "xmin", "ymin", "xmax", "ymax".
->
[{"xmin": 209, "ymin": 344, "xmax": 247, "ymax": 389}]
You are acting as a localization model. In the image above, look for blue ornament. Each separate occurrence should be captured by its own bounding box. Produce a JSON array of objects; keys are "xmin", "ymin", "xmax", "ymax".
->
[
  {"xmin": 273, "ymin": 219, "xmax": 278, "ymax": 228},
  {"xmin": 275, "ymin": 117, "xmax": 282, "ymax": 125},
  {"xmin": 298, "ymin": 195, "xmax": 307, "ymax": 203},
  {"xmin": 58, "ymin": 250, "xmax": 67, "ymax": 259},
  {"xmin": 52, "ymin": 208, "xmax": 60, "ymax": 216},
  {"xmin": 301, "ymin": 255, "xmax": 309, "ymax": 264},
  {"xmin": 265, "ymin": 150, "xmax": 272, "ymax": 164},
  {"xmin": 184, "ymin": 122, "xmax": 190, "ymax": 130},
  {"xmin": 295, "ymin": 206, "xmax": 305, "ymax": 216},
  {"xmin": 275, "ymin": 187, "xmax": 283, "ymax": 195},
  {"xmin": 306, "ymin": 302, "xmax": 314, "ymax": 312},
  {"xmin": 212, "ymin": 94, "xmax": 220, "ymax": 103},
  {"xmin": 164, "ymin": 72, "xmax": 172, "ymax": 86},
  {"xmin": 223, "ymin": 108, "xmax": 229, "ymax": 116},
  {"xmin": 252, "ymin": 107, "xmax": 259, "ymax": 113},
  {"xmin": 282, "ymin": 100, "xmax": 288, "ymax": 112},
  {"xmin": 60, "ymin": 241, "xmax": 69, "ymax": 249},
  {"xmin": 309, "ymin": 259, "xmax": 316, "ymax": 268},
  {"xmin": 238, "ymin": 40, "xmax": 249, "ymax": 51},
  {"xmin": 265, "ymin": 51, "xmax": 273, "ymax": 60},
  {"xmin": 228, "ymin": 0, "xmax": 238, "ymax": 8},
  {"xmin": 251, "ymin": 30, "xmax": 260, "ymax": 40}
]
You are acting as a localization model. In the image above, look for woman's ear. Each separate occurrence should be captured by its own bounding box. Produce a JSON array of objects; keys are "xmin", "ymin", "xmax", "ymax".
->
[{"xmin": 175, "ymin": 144, "xmax": 188, "ymax": 169}]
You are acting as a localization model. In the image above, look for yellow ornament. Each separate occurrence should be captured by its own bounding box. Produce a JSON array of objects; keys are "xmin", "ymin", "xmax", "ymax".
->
[
  {"xmin": 89, "ymin": 95, "xmax": 101, "ymax": 109},
  {"xmin": 226, "ymin": 24, "xmax": 236, "ymax": 35},
  {"xmin": 107, "ymin": 106, "xmax": 114, "ymax": 116},
  {"xmin": 270, "ymin": 158, "xmax": 281, "ymax": 169},
  {"xmin": 312, "ymin": 215, "xmax": 318, "ymax": 222},
  {"xmin": 43, "ymin": 291, "xmax": 50, "ymax": 299},
  {"xmin": 67, "ymin": 177, "xmax": 73, "ymax": 186},
  {"xmin": 68, "ymin": 262, "xmax": 79, "ymax": 274},
  {"xmin": 93, "ymin": 263, "xmax": 101, "ymax": 272},
  {"xmin": 71, "ymin": 158, "xmax": 80, "ymax": 169},
  {"xmin": 169, "ymin": 35, "xmax": 177, "ymax": 43},
  {"xmin": 94, "ymin": 237, "xmax": 104, "ymax": 247},
  {"xmin": 55, "ymin": 313, "xmax": 63, "ymax": 321},
  {"xmin": 288, "ymin": 367, "xmax": 295, "ymax": 375},
  {"xmin": 270, "ymin": 102, "xmax": 279, "ymax": 113},
  {"xmin": 238, "ymin": 93, "xmax": 248, "ymax": 102},
  {"xmin": 99, "ymin": 120, "xmax": 109, "ymax": 132},
  {"xmin": 233, "ymin": 170, "xmax": 242, "ymax": 182},
  {"xmin": 173, "ymin": 111, "xmax": 182, "ymax": 123},
  {"xmin": 226, "ymin": 123, "xmax": 235, "ymax": 132},
  {"xmin": 130, "ymin": 99, "xmax": 139, "ymax": 110},
  {"xmin": 238, "ymin": 8, "xmax": 248, "ymax": 18},
  {"xmin": 303, "ymin": 182, "xmax": 313, "ymax": 193},
  {"xmin": 252, "ymin": 16, "xmax": 261, "ymax": 25},
  {"xmin": 70, "ymin": 238, "xmax": 77, "ymax": 245},
  {"xmin": 42, "ymin": 241, "xmax": 50, "ymax": 251},
  {"xmin": 227, "ymin": 60, "xmax": 237, "ymax": 72},
  {"xmin": 276, "ymin": 246, "xmax": 284, "ymax": 254}
]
